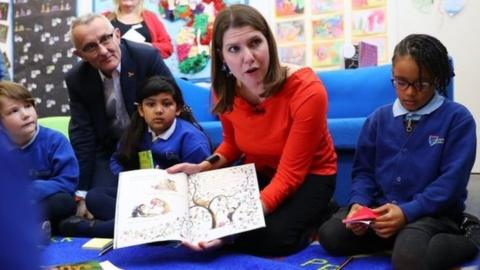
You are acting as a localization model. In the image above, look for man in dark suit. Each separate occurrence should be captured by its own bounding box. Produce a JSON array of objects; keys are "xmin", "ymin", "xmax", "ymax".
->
[{"xmin": 65, "ymin": 14, "xmax": 173, "ymax": 218}]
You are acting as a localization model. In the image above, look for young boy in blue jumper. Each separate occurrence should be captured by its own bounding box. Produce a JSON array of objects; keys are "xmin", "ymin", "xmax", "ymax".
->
[
  {"xmin": 318, "ymin": 34, "xmax": 479, "ymax": 270},
  {"xmin": 0, "ymin": 81, "xmax": 78, "ymax": 234}
]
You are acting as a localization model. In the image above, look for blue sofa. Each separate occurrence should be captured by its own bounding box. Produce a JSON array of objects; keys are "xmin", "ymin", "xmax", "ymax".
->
[{"xmin": 180, "ymin": 65, "xmax": 454, "ymax": 206}]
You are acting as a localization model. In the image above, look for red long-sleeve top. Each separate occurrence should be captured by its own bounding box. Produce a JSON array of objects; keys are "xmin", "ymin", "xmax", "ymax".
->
[
  {"xmin": 142, "ymin": 10, "xmax": 173, "ymax": 58},
  {"xmin": 216, "ymin": 67, "xmax": 337, "ymax": 212}
]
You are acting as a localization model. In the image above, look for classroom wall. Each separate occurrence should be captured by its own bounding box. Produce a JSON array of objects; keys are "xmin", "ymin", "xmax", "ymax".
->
[
  {"xmin": 250, "ymin": 0, "xmax": 480, "ymax": 173},
  {"xmin": 10, "ymin": 0, "xmax": 480, "ymax": 172}
]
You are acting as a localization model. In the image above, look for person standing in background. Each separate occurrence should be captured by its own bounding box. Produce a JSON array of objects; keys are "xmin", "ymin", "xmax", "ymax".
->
[{"xmin": 104, "ymin": 0, "xmax": 173, "ymax": 59}]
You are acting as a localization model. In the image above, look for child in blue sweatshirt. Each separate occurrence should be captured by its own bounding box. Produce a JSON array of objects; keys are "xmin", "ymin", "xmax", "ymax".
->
[
  {"xmin": 60, "ymin": 76, "xmax": 211, "ymax": 237},
  {"xmin": 319, "ymin": 34, "xmax": 478, "ymax": 269},
  {"xmin": 0, "ymin": 81, "xmax": 78, "ymax": 234}
]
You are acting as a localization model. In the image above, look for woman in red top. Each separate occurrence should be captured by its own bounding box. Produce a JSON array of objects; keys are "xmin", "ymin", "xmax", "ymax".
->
[
  {"xmin": 104, "ymin": 0, "xmax": 173, "ymax": 58},
  {"xmin": 169, "ymin": 4, "xmax": 337, "ymax": 256}
]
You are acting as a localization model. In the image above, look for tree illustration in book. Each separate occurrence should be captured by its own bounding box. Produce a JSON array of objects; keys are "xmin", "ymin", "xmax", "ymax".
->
[
  {"xmin": 13, "ymin": 0, "xmax": 76, "ymax": 116},
  {"xmin": 113, "ymin": 164, "xmax": 265, "ymax": 249}
]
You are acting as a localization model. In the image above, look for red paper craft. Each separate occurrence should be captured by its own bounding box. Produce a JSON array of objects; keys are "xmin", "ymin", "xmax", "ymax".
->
[{"xmin": 342, "ymin": 206, "xmax": 379, "ymax": 224}]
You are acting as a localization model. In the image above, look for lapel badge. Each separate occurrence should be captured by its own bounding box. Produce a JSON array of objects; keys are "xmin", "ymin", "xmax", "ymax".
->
[{"xmin": 128, "ymin": 72, "xmax": 135, "ymax": 78}]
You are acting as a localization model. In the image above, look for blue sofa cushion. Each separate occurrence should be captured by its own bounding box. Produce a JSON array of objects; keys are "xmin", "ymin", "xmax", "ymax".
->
[
  {"xmin": 327, "ymin": 117, "xmax": 365, "ymax": 149},
  {"xmin": 319, "ymin": 65, "xmax": 396, "ymax": 119},
  {"xmin": 175, "ymin": 78, "xmax": 217, "ymax": 122}
]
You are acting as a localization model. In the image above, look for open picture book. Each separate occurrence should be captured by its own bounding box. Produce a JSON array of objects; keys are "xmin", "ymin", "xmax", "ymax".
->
[{"xmin": 113, "ymin": 164, "xmax": 265, "ymax": 249}]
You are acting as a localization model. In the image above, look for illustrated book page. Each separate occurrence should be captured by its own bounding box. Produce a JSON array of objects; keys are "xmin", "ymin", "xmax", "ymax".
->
[
  {"xmin": 185, "ymin": 163, "xmax": 265, "ymax": 243},
  {"xmin": 114, "ymin": 169, "xmax": 189, "ymax": 249},
  {"xmin": 113, "ymin": 164, "xmax": 265, "ymax": 249}
]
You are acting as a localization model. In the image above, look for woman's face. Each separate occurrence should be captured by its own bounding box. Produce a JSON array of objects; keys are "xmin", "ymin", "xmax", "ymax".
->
[
  {"xmin": 221, "ymin": 26, "xmax": 270, "ymax": 90},
  {"xmin": 392, "ymin": 55, "xmax": 436, "ymax": 111},
  {"xmin": 119, "ymin": 0, "xmax": 140, "ymax": 12}
]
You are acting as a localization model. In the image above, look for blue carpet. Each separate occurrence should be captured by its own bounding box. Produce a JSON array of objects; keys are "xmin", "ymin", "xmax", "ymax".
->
[{"xmin": 42, "ymin": 237, "xmax": 479, "ymax": 269}]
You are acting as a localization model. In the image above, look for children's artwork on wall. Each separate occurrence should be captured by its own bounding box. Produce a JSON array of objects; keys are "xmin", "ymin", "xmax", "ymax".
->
[
  {"xmin": 279, "ymin": 45, "xmax": 306, "ymax": 65},
  {"xmin": 275, "ymin": 20, "xmax": 305, "ymax": 43},
  {"xmin": 13, "ymin": 0, "xmax": 77, "ymax": 117},
  {"xmin": 312, "ymin": 41, "xmax": 343, "ymax": 68},
  {"xmin": 411, "ymin": 0, "xmax": 435, "ymax": 13},
  {"xmin": 0, "ymin": 2, "xmax": 8, "ymax": 21},
  {"xmin": 352, "ymin": 0, "xmax": 386, "ymax": 9},
  {"xmin": 275, "ymin": 0, "xmax": 305, "ymax": 17},
  {"xmin": 312, "ymin": 14, "xmax": 344, "ymax": 40},
  {"xmin": 311, "ymin": 0, "xmax": 343, "ymax": 15},
  {"xmin": 353, "ymin": 36, "xmax": 387, "ymax": 63},
  {"xmin": 351, "ymin": 8, "xmax": 386, "ymax": 36}
]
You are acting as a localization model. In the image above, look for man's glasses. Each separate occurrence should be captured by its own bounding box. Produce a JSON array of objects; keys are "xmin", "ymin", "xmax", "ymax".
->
[
  {"xmin": 81, "ymin": 31, "xmax": 115, "ymax": 54},
  {"xmin": 391, "ymin": 78, "xmax": 432, "ymax": 92}
]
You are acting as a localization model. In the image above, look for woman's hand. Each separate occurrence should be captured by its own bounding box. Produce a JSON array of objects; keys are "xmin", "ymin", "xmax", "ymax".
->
[
  {"xmin": 261, "ymin": 199, "xmax": 269, "ymax": 215},
  {"xmin": 182, "ymin": 238, "xmax": 225, "ymax": 252},
  {"xmin": 167, "ymin": 162, "xmax": 204, "ymax": 175},
  {"xmin": 345, "ymin": 203, "xmax": 369, "ymax": 236},
  {"xmin": 371, "ymin": 203, "xmax": 406, "ymax": 239}
]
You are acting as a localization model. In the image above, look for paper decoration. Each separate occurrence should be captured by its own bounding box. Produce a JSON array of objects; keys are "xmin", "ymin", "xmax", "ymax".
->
[
  {"xmin": 158, "ymin": 0, "xmax": 224, "ymax": 76},
  {"xmin": 412, "ymin": 0, "xmax": 435, "ymax": 13},
  {"xmin": 441, "ymin": 0, "xmax": 466, "ymax": 16}
]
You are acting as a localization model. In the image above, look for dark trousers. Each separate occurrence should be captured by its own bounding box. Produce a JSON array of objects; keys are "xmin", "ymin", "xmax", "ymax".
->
[
  {"xmin": 232, "ymin": 173, "xmax": 336, "ymax": 256},
  {"xmin": 41, "ymin": 192, "xmax": 76, "ymax": 233},
  {"xmin": 318, "ymin": 208, "xmax": 478, "ymax": 270},
  {"xmin": 84, "ymin": 187, "xmax": 117, "ymax": 237},
  {"xmin": 78, "ymin": 151, "xmax": 117, "ymax": 191}
]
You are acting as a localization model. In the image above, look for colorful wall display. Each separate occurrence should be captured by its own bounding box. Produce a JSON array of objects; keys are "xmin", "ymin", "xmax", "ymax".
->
[
  {"xmin": 351, "ymin": 0, "xmax": 388, "ymax": 63},
  {"xmin": 273, "ymin": 0, "xmax": 388, "ymax": 69},
  {"xmin": 94, "ymin": 0, "xmax": 244, "ymax": 82}
]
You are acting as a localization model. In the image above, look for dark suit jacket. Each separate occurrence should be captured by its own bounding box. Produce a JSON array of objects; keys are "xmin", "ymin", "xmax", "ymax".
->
[{"xmin": 65, "ymin": 40, "xmax": 173, "ymax": 190}]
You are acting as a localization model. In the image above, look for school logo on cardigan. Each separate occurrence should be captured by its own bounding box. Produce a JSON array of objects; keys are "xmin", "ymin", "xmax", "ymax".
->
[{"xmin": 428, "ymin": 135, "xmax": 445, "ymax": 146}]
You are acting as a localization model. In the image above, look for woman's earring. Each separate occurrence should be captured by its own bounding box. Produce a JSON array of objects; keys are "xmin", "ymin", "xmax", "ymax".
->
[{"xmin": 222, "ymin": 64, "xmax": 232, "ymax": 76}]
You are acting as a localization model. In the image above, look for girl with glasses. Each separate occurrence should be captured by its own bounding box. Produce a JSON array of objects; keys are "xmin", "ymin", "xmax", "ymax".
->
[{"xmin": 319, "ymin": 34, "xmax": 478, "ymax": 269}]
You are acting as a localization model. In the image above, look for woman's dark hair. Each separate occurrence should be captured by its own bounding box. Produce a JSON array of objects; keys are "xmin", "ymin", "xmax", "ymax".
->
[
  {"xmin": 115, "ymin": 76, "xmax": 203, "ymax": 170},
  {"xmin": 392, "ymin": 34, "xmax": 453, "ymax": 96},
  {"xmin": 211, "ymin": 4, "xmax": 287, "ymax": 113}
]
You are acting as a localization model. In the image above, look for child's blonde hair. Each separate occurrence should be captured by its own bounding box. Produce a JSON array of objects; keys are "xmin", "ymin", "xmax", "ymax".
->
[{"xmin": 0, "ymin": 81, "xmax": 35, "ymax": 112}]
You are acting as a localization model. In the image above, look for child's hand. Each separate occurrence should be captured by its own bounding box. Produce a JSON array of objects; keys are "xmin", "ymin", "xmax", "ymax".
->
[
  {"xmin": 167, "ymin": 162, "xmax": 203, "ymax": 175},
  {"xmin": 345, "ymin": 204, "xmax": 369, "ymax": 236},
  {"xmin": 76, "ymin": 199, "xmax": 94, "ymax": 220},
  {"xmin": 371, "ymin": 203, "xmax": 406, "ymax": 238}
]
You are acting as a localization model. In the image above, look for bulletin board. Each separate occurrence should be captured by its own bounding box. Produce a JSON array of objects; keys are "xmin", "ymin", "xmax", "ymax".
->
[{"xmin": 13, "ymin": 0, "xmax": 77, "ymax": 117}]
